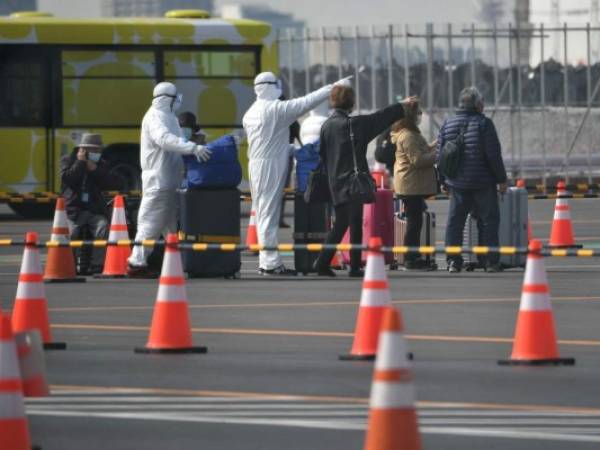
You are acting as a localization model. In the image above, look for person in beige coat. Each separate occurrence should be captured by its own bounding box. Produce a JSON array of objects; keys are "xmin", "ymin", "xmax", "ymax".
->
[{"xmin": 391, "ymin": 106, "xmax": 438, "ymax": 270}]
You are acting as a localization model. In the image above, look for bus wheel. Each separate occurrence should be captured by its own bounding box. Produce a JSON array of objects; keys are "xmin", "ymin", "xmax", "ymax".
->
[
  {"xmin": 107, "ymin": 161, "xmax": 142, "ymax": 192},
  {"xmin": 9, "ymin": 203, "xmax": 54, "ymax": 219}
]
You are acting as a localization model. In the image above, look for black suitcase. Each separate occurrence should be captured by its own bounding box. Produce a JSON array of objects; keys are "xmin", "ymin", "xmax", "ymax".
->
[
  {"xmin": 293, "ymin": 193, "xmax": 330, "ymax": 275},
  {"xmin": 179, "ymin": 189, "xmax": 241, "ymax": 278}
]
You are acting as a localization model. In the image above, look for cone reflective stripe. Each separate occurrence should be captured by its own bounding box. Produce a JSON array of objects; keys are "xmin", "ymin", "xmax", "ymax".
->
[
  {"xmin": 499, "ymin": 240, "xmax": 574, "ymax": 366},
  {"xmin": 97, "ymin": 195, "xmax": 131, "ymax": 278},
  {"xmin": 340, "ymin": 237, "xmax": 391, "ymax": 360},
  {"xmin": 135, "ymin": 234, "xmax": 207, "ymax": 354},
  {"xmin": 44, "ymin": 197, "xmax": 85, "ymax": 283},
  {"xmin": 246, "ymin": 208, "xmax": 258, "ymax": 251},
  {"xmin": 364, "ymin": 307, "xmax": 422, "ymax": 450},
  {"xmin": 13, "ymin": 232, "xmax": 66, "ymax": 350},
  {"xmin": 15, "ymin": 330, "xmax": 49, "ymax": 397},
  {"xmin": 0, "ymin": 314, "xmax": 33, "ymax": 450},
  {"xmin": 548, "ymin": 181, "xmax": 578, "ymax": 248}
]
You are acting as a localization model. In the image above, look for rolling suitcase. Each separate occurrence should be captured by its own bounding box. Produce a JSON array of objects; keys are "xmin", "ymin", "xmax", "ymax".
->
[
  {"xmin": 394, "ymin": 211, "xmax": 437, "ymax": 268},
  {"xmin": 463, "ymin": 186, "xmax": 528, "ymax": 270},
  {"xmin": 341, "ymin": 188, "xmax": 395, "ymax": 266},
  {"xmin": 293, "ymin": 193, "xmax": 330, "ymax": 274},
  {"xmin": 179, "ymin": 188, "xmax": 241, "ymax": 278}
]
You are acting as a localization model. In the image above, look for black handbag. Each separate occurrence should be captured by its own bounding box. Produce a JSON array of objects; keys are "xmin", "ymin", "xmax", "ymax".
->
[
  {"xmin": 304, "ymin": 160, "xmax": 331, "ymax": 203},
  {"xmin": 345, "ymin": 118, "xmax": 376, "ymax": 204}
]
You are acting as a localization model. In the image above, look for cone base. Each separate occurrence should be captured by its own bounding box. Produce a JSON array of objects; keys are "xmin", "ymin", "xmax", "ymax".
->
[
  {"xmin": 44, "ymin": 277, "xmax": 86, "ymax": 283},
  {"xmin": 43, "ymin": 342, "xmax": 67, "ymax": 350},
  {"xmin": 134, "ymin": 346, "xmax": 207, "ymax": 354},
  {"xmin": 339, "ymin": 353, "xmax": 375, "ymax": 361},
  {"xmin": 339, "ymin": 352, "xmax": 414, "ymax": 362},
  {"xmin": 93, "ymin": 274, "xmax": 128, "ymax": 279},
  {"xmin": 498, "ymin": 357, "xmax": 575, "ymax": 366}
]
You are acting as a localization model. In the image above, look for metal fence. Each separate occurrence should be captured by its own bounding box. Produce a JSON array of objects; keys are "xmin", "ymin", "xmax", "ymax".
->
[{"xmin": 277, "ymin": 23, "xmax": 600, "ymax": 186}]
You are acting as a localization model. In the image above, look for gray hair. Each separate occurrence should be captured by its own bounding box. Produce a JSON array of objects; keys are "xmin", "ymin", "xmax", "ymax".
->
[{"xmin": 458, "ymin": 86, "xmax": 484, "ymax": 111}]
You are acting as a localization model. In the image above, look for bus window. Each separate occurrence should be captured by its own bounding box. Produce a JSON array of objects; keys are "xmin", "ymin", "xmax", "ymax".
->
[
  {"xmin": 0, "ymin": 49, "xmax": 46, "ymax": 126},
  {"xmin": 61, "ymin": 50, "xmax": 156, "ymax": 126},
  {"xmin": 164, "ymin": 50, "xmax": 256, "ymax": 78}
]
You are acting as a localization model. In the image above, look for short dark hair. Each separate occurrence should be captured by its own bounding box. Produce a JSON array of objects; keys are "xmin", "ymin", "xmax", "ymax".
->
[
  {"xmin": 330, "ymin": 85, "xmax": 355, "ymax": 111},
  {"xmin": 178, "ymin": 111, "xmax": 200, "ymax": 131}
]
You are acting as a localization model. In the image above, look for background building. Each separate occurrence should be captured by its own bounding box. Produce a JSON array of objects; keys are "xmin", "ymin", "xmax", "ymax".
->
[
  {"xmin": 1, "ymin": 0, "xmax": 37, "ymax": 15},
  {"xmin": 101, "ymin": 0, "xmax": 214, "ymax": 17}
]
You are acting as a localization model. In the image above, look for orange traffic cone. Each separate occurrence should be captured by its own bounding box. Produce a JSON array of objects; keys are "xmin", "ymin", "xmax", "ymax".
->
[
  {"xmin": 15, "ymin": 330, "xmax": 49, "ymax": 397},
  {"xmin": 340, "ymin": 237, "xmax": 391, "ymax": 360},
  {"xmin": 498, "ymin": 240, "xmax": 575, "ymax": 366},
  {"xmin": 246, "ymin": 208, "xmax": 259, "ymax": 253},
  {"xmin": 330, "ymin": 251, "xmax": 344, "ymax": 270},
  {"xmin": 134, "ymin": 233, "xmax": 207, "ymax": 354},
  {"xmin": 95, "ymin": 195, "xmax": 131, "ymax": 278},
  {"xmin": 0, "ymin": 314, "xmax": 33, "ymax": 450},
  {"xmin": 548, "ymin": 181, "xmax": 579, "ymax": 248},
  {"xmin": 364, "ymin": 307, "xmax": 422, "ymax": 450},
  {"xmin": 44, "ymin": 197, "xmax": 85, "ymax": 283},
  {"xmin": 13, "ymin": 232, "xmax": 66, "ymax": 350}
]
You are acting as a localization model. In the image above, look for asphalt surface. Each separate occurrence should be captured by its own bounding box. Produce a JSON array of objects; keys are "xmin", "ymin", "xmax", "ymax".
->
[{"xmin": 1, "ymin": 198, "xmax": 600, "ymax": 449}]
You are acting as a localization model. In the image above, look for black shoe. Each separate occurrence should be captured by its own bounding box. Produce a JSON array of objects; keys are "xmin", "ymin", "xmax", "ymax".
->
[
  {"xmin": 484, "ymin": 263, "xmax": 503, "ymax": 273},
  {"xmin": 348, "ymin": 269, "xmax": 365, "ymax": 278},
  {"xmin": 127, "ymin": 264, "xmax": 159, "ymax": 279},
  {"xmin": 279, "ymin": 221, "xmax": 291, "ymax": 229},
  {"xmin": 258, "ymin": 265, "xmax": 298, "ymax": 276},
  {"xmin": 447, "ymin": 260, "xmax": 462, "ymax": 273},
  {"xmin": 316, "ymin": 267, "xmax": 336, "ymax": 277}
]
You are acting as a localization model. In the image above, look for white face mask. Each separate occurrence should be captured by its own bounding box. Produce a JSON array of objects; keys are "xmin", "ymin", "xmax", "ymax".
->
[
  {"xmin": 88, "ymin": 152, "xmax": 101, "ymax": 162},
  {"xmin": 182, "ymin": 127, "xmax": 192, "ymax": 140}
]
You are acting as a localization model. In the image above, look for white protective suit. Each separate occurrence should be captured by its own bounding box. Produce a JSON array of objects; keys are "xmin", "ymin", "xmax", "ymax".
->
[
  {"xmin": 300, "ymin": 100, "xmax": 330, "ymax": 144},
  {"xmin": 128, "ymin": 82, "xmax": 197, "ymax": 267},
  {"xmin": 243, "ymin": 72, "xmax": 334, "ymax": 271}
]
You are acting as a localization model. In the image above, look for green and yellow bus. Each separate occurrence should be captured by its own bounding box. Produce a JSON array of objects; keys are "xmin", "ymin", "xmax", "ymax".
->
[{"xmin": 0, "ymin": 9, "xmax": 277, "ymax": 217}]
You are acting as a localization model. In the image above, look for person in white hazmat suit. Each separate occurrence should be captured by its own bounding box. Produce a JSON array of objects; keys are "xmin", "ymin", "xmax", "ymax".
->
[
  {"xmin": 243, "ymin": 72, "xmax": 351, "ymax": 276},
  {"xmin": 300, "ymin": 99, "xmax": 330, "ymax": 145},
  {"xmin": 127, "ymin": 82, "xmax": 212, "ymax": 278}
]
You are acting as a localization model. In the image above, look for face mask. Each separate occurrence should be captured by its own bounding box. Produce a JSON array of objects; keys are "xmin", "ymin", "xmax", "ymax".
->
[
  {"xmin": 182, "ymin": 127, "xmax": 192, "ymax": 140},
  {"xmin": 416, "ymin": 116, "xmax": 422, "ymax": 125},
  {"xmin": 88, "ymin": 152, "xmax": 101, "ymax": 163}
]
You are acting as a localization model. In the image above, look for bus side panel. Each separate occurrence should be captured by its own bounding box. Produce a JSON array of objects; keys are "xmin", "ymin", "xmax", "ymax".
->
[{"xmin": 0, "ymin": 128, "xmax": 47, "ymax": 193}]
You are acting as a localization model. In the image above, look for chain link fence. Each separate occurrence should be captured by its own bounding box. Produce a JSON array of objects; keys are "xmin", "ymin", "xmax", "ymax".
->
[{"xmin": 277, "ymin": 23, "xmax": 600, "ymax": 186}]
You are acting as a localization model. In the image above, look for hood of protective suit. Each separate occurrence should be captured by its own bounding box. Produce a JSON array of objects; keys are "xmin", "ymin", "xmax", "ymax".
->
[
  {"xmin": 152, "ymin": 94, "xmax": 178, "ymax": 113},
  {"xmin": 254, "ymin": 72, "xmax": 282, "ymax": 100}
]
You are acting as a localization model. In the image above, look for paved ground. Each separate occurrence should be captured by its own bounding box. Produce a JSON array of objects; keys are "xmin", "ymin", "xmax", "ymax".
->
[{"xmin": 1, "ymin": 198, "xmax": 600, "ymax": 449}]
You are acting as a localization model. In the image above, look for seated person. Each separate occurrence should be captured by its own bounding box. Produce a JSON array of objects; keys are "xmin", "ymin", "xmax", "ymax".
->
[{"xmin": 60, "ymin": 133, "xmax": 122, "ymax": 274}]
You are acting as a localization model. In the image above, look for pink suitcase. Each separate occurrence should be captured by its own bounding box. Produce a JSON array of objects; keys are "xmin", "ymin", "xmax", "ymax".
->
[{"xmin": 342, "ymin": 188, "xmax": 395, "ymax": 266}]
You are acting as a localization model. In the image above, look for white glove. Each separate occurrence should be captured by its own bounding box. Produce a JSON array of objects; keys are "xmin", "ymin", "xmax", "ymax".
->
[
  {"xmin": 194, "ymin": 145, "xmax": 212, "ymax": 163},
  {"xmin": 230, "ymin": 129, "xmax": 246, "ymax": 146},
  {"xmin": 333, "ymin": 76, "xmax": 353, "ymax": 87}
]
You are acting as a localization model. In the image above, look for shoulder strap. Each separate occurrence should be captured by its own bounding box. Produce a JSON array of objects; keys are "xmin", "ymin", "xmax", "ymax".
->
[{"xmin": 347, "ymin": 117, "xmax": 359, "ymax": 173}]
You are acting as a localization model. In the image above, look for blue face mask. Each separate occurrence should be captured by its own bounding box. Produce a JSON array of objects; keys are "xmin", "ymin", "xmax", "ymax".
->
[
  {"xmin": 88, "ymin": 152, "xmax": 101, "ymax": 162},
  {"xmin": 182, "ymin": 127, "xmax": 193, "ymax": 140}
]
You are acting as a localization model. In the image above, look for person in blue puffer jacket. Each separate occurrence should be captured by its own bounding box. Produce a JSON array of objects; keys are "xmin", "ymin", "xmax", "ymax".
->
[{"xmin": 437, "ymin": 86, "xmax": 508, "ymax": 273}]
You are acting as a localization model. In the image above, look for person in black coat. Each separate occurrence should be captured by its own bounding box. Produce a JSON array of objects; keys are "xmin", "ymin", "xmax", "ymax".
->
[
  {"xmin": 60, "ymin": 133, "xmax": 122, "ymax": 273},
  {"xmin": 313, "ymin": 84, "xmax": 418, "ymax": 277}
]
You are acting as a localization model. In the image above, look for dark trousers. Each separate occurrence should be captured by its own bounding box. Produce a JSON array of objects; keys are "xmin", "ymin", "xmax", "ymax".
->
[
  {"xmin": 445, "ymin": 186, "xmax": 500, "ymax": 267},
  {"xmin": 315, "ymin": 200, "xmax": 363, "ymax": 271},
  {"xmin": 67, "ymin": 210, "xmax": 109, "ymax": 269},
  {"xmin": 401, "ymin": 196, "xmax": 427, "ymax": 262}
]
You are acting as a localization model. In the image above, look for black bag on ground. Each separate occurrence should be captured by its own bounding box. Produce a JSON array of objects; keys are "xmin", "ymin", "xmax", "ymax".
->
[
  {"xmin": 179, "ymin": 188, "xmax": 241, "ymax": 278},
  {"xmin": 438, "ymin": 120, "xmax": 470, "ymax": 179},
  {"xmin": 294, "ymin": 193, "xmax": 330, "ymax": 274}
]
